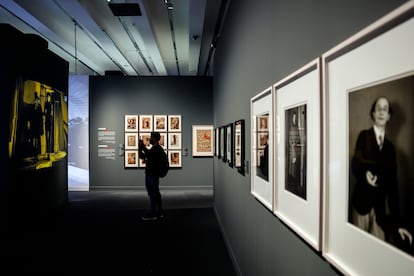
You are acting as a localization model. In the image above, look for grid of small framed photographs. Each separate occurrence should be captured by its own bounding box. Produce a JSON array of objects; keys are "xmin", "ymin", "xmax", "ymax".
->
[{"xmin": 124, "ymin": 114, "xmax": 182, "ymax": 168}]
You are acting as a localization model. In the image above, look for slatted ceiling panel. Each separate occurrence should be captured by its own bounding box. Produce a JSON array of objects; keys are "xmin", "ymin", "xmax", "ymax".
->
[{"xmin": 0, "ymin": 0, "xmax": 225, "ymax": 76}]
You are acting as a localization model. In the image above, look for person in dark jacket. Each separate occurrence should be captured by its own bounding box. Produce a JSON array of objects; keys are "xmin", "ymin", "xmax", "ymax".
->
[
  {"xmin": 139, "ymin": 131, "xmax": 165, "ymax": 220},
  {"xmin": 350, "ymin": 96, "xmax": 411, "ymax": 246}
]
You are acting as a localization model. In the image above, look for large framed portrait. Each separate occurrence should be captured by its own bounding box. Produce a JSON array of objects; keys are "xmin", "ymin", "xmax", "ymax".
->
[
  {"xmin": 125, "ymin": 114, "xmax": 138, "ymax": 132},
  {"xmin": 125, "ymin": 132, "xmax": 138, "ymax": 150},
  {"xmin": 168, "ymin": 150, "xmax": 182, "ymax": 167},
  {"xmin": 154, "ymin": 115, "xmax": 167, "ymax": 132},
  {"xmin": 168, "ymin": 115, "xmax": 181, "ymax": 132},
  {"xmin": 322, "ymin": 2, "xmax": 414, "ymax": 275},
  {"xmin": 234, "ymin": 119, "xmax": 245, "ymax": 175},
  {"xmin": 192, "ymin": 125, "xmax": 214, "ymax": 157},
  {"xmin": 225, "ymin": 123, "xmax": 233, "ymax": 167},
  {"xmin": 273, "ymin": 58, "xmax": 321, "ymax": 251},
  {"xmin": 125, "ymin": 150, "xmax": 138, "ymax": 168},
  {"xmin": 250, "ymin": 87, "xmax": 273, "ymax": 210},
  {"xmin": 168, "ymin": 133, "xmax": 182, "ymax": 149}
]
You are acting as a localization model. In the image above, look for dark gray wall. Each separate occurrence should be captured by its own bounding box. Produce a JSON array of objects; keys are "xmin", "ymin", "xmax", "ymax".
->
[
  {"xmin": 89, "ymin": 76, "xmax": 213, "ymax": 190},
  {"xmin": 213, "ymin": 0, "xmax": 407, "ymax": 275}
]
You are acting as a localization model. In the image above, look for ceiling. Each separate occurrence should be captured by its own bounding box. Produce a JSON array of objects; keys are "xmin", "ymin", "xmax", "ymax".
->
[{"xmin": 0, "ymin": 0, "xmax": 228, "ymax": 76}]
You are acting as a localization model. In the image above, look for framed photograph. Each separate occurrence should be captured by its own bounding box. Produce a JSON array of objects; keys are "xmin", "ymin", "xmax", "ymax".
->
[
  {"xmin": 154, "ymin": 115, "xmax": 167, "ymax": 132},
  {"xmin": 250, "ymin": 86, "xmax": 273, "ymax": 210},
  {"xmin": 125, "ymin": 150, "xmax": 138, "ymax": 168},
  {"xmin": 124, "ymin": 114, "xmax": 138, "ymax": 132},
  {"xmin": 322, "ymin": 3, "xmax": 414, "ymax": 275},
  {"xmin": 168, "ymin": 115, "xmax": 181, "ymax": 132},
  {"xmin": 192, "ymin": 125, "xmax": 214, "ymax": 157},
  {"xmin": 168, "ymin": 133, "xmax": 182, "ymax": 149},
  {"xmin": 215, "ymin": 127, "xmax": 220, "ymax": 157},
  {"xmin": 273, "ymin": 58, "xmax": 321, "ymax": 251},
  {"xmin": 159, "ymin": 132, "xmax": 167, "ymax": 150},
  {"xmin": 139, "ymin": 133, "xmax": 152, "ymax": 150},
  {"xmin": 139, "ymin": 115, "xmax": 153, "ymax": 132},
  {"xmin": 258, "ymin": 114, "xmax": 269, "ymax": 131},
  {"xmin": 125, "ymin": 132, "xmax": 138, "ymax": 150},
  {"xmin": 257, "ymin": 132, "xmax": 268, "ymax": 149},
  {"xmin": 234, "ymin": 120, "xmax": 245, "ymax": 175},
  {"xmin": 225, "ymin": 123, "xmax": 233, "ymax": 167},
  {"xmin": 220, "ymin": 126, "xmax": 226, "ymax": 162},
  {"xmin": 168, "ymin": 150, "xmax": 182, "ymax": 167}
]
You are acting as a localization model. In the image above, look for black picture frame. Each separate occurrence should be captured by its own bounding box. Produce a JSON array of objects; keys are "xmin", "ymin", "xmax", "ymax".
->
[
  {"xmin": 226, "ymin": 123, "xmax": 234, "ymax": 168},
  {"xmin": 234, "ymin": 119, "xmax": 245, "ymax": 175},
  {"xmin": 215, "ymin": 127, "xmax": 219, "ymax": 157},
  {"xmin": 220, "ymin": 126, "xmax": 226, "ymax": 162}
]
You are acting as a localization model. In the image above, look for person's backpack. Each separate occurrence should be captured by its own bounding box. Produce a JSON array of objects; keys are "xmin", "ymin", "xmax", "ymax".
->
[{"xmin": 159, "ymin": 151, "xmax": 169, "ymax": 178}]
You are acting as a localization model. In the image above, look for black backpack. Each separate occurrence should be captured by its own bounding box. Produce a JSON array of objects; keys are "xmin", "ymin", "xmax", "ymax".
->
[{"xmin": 159, "ymin": 151, "xmax": 169, "ymax": 178}]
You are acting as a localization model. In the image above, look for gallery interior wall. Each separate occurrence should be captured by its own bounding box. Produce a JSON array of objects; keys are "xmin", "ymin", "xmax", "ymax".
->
[
  {"xmin": 89, "ymin": 76, "xmax": 213, "ymax": 190},
  {"xmin": 212, "ymin": 0, "xmax": 408, "ymax": 275}
]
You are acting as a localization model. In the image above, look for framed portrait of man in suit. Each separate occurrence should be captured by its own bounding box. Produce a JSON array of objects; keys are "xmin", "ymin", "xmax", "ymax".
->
[{"xmin": 322, "ymin": 2, "xmax": 414, "ymax": 274}]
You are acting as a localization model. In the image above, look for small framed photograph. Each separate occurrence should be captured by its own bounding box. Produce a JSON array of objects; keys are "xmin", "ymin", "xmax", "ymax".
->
[
  {"xmin": 125, "ymin": 150, "xmax": 138, "ymax": 168},
  {"xmin": 168, "ymin": 150, "xmax": 182, "ymax": 167},
  {"xmin": 234, "ymin": 119, "xmax": 245, "ymax": 175},
  {"xmin": 139, "ymin": 133, "xmax": 152, "ymax": 150},
  {"xmin": 257, "ymin": 132, "xmax": 268, "ymax": 149},
  {"xmin": 322, "ymin": 3, "xmax": 414, "ymax": 274},
  {"xmin": 258, "ymin": 115, "xmax": 269, "ymax": 131},
  {"xmin": 125, "ymin": 132, "xmax": 138, "ymax": 150},
  {"xmin": 251, "ymin": 87, "xmax": 273, "ymax": 210},
  {"xmin": 159, "ymin": 132, "xmax": 167, "ymax": 150},
  {"xmin": 215, "ymin": 127, "xmax": 220, "ymax": 157},
  {"xmin": 168, "ymin": 133, "xmax": 181, "ymax": 149},
  {"xmin": 225, "ymin": 123, "xmax": 233, "ymax": 167},
  {"xmin": 139, "ymin": 115, "xmax": 153, "ymax": 132},
  {"xmin": 220, "ymin": 126, "xmax": 226, "ymax": 161},
  {"xmin": 125, "ymin": 115, "xmax": 138, "ymax": 132},
  {"xmin": 192, "ymin": 125, "xmax": 214, "ymax": 157},
  {"xmin": 154, "ymin": 115, "xmax": 167, "ymax": 132},
  {"xmin": 168, "ymin": 115, "xmax": 181, "ymax": 132}
]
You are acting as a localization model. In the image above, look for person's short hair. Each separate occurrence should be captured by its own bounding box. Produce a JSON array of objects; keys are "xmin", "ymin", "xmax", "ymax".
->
[
  {"xmin": 151, "ymin": 131, "xmax": 161, "ymax": 141},
  {"xmin": 370, "ymin": 96, "xmax": 393, "ymax": 120}
]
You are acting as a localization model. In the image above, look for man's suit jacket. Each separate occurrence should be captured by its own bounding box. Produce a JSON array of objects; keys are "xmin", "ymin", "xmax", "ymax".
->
[{"xmin": 351, "ymin": 127, "xmax": 399, "ymax": 234}]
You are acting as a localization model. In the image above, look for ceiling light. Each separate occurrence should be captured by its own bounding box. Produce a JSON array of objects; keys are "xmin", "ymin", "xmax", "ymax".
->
[{"xmin": 164, "ymin": 0, "xmax": 174, "ymax": 10}]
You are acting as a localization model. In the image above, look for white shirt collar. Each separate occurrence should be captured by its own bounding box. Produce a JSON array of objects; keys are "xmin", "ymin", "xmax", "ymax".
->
[{"xmin": 373, "ymin": 125, "xmax": 385, "ymax": 145}]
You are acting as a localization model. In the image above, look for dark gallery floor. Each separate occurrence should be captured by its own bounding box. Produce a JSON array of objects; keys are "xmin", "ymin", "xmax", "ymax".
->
[{"xmin": 2, "ymin": 190, "xmax": 237, "ymax": 275}]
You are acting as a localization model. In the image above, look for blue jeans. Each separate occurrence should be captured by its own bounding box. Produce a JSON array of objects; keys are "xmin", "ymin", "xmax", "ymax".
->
[{"xmin": 145, "ymin": 175, "xmax": 162, "ymax": 215}]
